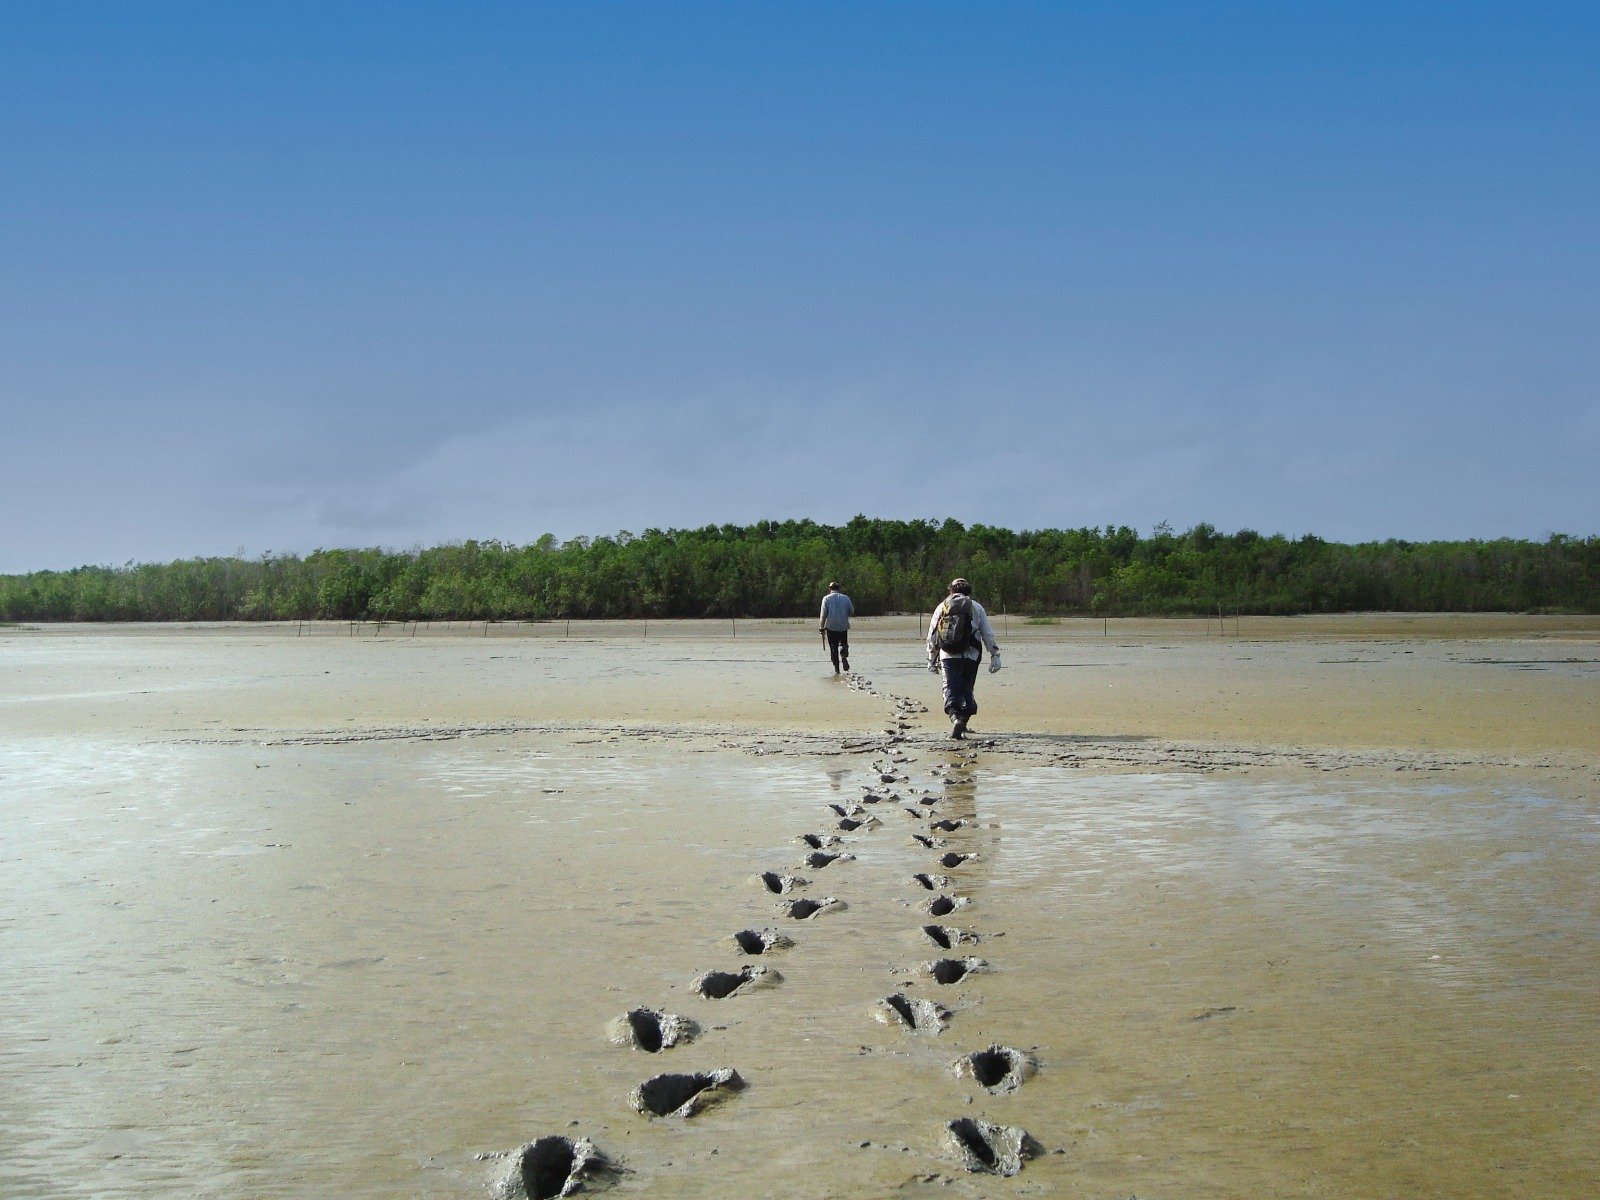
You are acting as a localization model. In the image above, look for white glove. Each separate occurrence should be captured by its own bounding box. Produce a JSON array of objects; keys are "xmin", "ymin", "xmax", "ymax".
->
[{"xmin": 988, "ymin": 652, "xmax": 1002, "ymax": 674}]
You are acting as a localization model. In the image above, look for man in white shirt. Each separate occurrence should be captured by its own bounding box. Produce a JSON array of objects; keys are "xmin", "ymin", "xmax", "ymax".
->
[
  {"xmin": 926, "ymin": 577, "xmax": 1001, "ymax": 738},
  {"xmin": 818, "ymin": 581, "xmax": 854, "ymax": 674}
]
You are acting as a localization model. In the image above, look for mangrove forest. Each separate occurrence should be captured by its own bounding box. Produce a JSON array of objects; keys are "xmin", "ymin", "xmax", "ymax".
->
[{"xmin": 2, "ymin": 518, "xmax": 1597, "ymax": 622}]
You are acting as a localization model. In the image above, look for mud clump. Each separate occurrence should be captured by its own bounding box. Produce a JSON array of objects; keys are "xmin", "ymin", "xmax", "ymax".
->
[
  {"xmin": 782, "ymin": 896, "xmax": 843, "ymax": 920},
  {"xmin": 873, "ymin": 992, "xmax": 951, "ymax": 1036},
  {"xmin": 944, "ymin": 1117, "xmax": 1039, "ymax": 1176},
  {"xmin": 491, "ymin": 1135, "xmax": 604, "ymax": 1200},
  {"xmin": 752, "ymin": 871, "xmax": 804, "ymax": 895},
  {"xmin": 954, "ymin": 1045, "xmax": 1035, "ymax": 1094},
  {"xmin": 607, "ymin": 1007, "xmax": 697, "ymax": 1053},
  {"xmin": 693, "ymin": 964, "xmax": 779, "ymax": 999},
  {"xmin": 730, "ymin": 928, "xmax": 792, "ymax": 955},
  {"xmin": 925, "ymin": 957, "xmax": 986, "ymax": 985},
  {"xmin": 631, "ymin": 1068, "xmax": 743, "ymax": 1118}
]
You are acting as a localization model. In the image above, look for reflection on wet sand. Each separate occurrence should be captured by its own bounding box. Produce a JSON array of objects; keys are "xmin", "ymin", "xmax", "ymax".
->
[{"xmin": 1, "ymin": 630, "xmax": 1596, "ymax": 1198}]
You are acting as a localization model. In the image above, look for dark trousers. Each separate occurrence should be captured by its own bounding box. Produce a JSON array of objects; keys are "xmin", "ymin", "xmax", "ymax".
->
[
  {"xmin": 940, "ymin": 654, "xmax": 981, "ymax": 718},
  {"xmin": 826, "ymin": 629, "xmax": 850, "ymax": 671}
]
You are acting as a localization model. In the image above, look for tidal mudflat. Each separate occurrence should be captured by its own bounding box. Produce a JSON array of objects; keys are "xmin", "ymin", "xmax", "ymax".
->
[{"xmin": 2, "ymin": 620, "xmax": 1596, "ymax": 1198}]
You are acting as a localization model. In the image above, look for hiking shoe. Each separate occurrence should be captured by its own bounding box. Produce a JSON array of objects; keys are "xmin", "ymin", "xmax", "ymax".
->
[{"xmin": 950, "ymin": 717, "xmax": 967, "ymax": 739}]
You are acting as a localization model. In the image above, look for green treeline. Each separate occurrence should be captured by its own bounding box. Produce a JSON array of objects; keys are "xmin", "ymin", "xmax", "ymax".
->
[{"xmin": 3, "ymin": 518, "xmax": 1598, "ymax": 622}]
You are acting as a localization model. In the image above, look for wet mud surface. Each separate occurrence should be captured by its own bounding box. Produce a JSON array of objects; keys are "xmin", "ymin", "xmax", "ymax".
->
[{"xmin": 2, "ymin": 630, "xmax": 1597, "ymax": 1198}]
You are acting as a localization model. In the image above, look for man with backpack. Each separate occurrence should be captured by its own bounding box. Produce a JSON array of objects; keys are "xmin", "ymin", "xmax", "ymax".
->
[{"xmin": 927, "ymin": 577, "xmax": 1002, "ymax": 738}]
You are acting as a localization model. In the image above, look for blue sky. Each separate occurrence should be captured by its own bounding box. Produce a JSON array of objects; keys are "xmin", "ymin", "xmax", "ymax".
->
[{"xmin": 3, "ymin": 2, "xmax": 1596, "ymax": 570}]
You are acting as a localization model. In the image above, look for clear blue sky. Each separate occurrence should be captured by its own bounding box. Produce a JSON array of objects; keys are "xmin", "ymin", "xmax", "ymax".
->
[{"xmin": 3, "ymin": 2, "xmax": 1596, "ymax": 571}]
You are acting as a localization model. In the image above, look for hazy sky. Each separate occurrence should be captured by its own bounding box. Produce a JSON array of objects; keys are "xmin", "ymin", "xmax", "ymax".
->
[{"xmin": 3, "ymin": 2, "xmax": 1597, "ymax": 571}]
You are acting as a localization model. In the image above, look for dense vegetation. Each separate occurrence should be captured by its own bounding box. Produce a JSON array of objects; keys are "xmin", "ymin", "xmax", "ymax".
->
[{"xmin": 3, "ymin": 519, "xmax": 1597, "ymax": 622}]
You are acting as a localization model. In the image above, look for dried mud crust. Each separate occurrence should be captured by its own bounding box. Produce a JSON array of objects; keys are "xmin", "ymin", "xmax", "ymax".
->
[{"xmin": 178, "ymin": 717, "xmax": 1591, "ymax": 780}]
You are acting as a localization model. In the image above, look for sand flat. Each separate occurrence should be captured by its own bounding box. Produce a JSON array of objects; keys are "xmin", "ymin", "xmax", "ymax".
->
[{"xmin": 1, "ymin": 618, "xmax": 1596, "ymax": 1198}]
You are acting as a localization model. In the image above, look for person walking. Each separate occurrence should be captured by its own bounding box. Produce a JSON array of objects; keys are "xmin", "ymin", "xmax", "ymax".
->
[
  {"xmin": 927, "ymin": 577, "xmax": 1001, "ymax": 738},
  {"xmin": 818, "ymin": 581, "xmax": 854, "ymax": 674}
]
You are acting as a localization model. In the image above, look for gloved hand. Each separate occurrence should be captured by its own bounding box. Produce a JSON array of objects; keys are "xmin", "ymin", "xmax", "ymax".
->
[
  {"xmin": 988, "ymin": 652, "xmax": 1002, "ymax": 674},
  {"xmin": 928, "ymin": 658, "xmax": 941, "ymax": 673}
]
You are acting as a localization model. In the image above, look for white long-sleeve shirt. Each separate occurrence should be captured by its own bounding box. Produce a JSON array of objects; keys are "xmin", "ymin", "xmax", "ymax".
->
[
  {"xmin": 819, "ymin": 591, "xmax": 854, "ymax": 631},
  {"xmin": 927, "ymin": 596, "xmax": 1000, "ymax": 662}
]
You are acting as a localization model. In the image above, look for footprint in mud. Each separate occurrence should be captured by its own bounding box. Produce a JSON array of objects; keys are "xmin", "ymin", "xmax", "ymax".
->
[
  {"xmin": 918, "ymin": 797, "xmax": 939, "ymax": 806},
  {"xmin": 859, "ymin": 791, "xmax": 885, "ymax": 804},
  {"xmin": 630, "ymin": 1068, "xmax": 743, "ymax": 1118},
  {"xmin": 782, "ymin": 896, "xmax": 844, "ymax": 920},
  {"xmin": 937, "ymin": 851, "xmax": 976, "ymax": 869},
  {"xmin": 828, "ymin": 802, "xmax": 863, "ymax": 818},
  {"xmin": 729, "ymin": 928, "xmax": 793, "ymax": 955},
  {"xmin": 911, "ymin": 834, "xmax": 948, "ymax": 849},
  {"xmin": 921, "ymin": 924, "xmax": 979, "ymax": 950},
  {"xmin": 901, "ymin": 807, "xmax": 927, "ymax": 820},
  {"xmin": 926, "ymin": 895, "xmax": 967, "ymax": 917},
  {"xmin": 802, "ymin": 850, "xmax": 853, "ymax": 869},
  {"xmin": 796, "ymin": 833, "xmax": 842, "ymax": 850},
  {"xmin": 873, "ymin": 992, "xmax": 951, "ymax": 1036},
  {"xmin": 693, "ymin": 965, "xmax": 780, "ymax": 998},
  {"xmin": 953, "ymin": 1045, "xmax": 1035, "ymax": 1094},
  {"xmin": 837, "ymin": 816, "xmax": 880, "ymax": 832},
  {"xmin": 607, "ymin": 1007, "xmax": 698, "ymax": 1052},
  {"xmin": 928, "ymin": 819, "xmax": 967, "ymax": 832},
  {"xmin": 943, "ymin": 1117, "xmax": 1039, "ymax": 1176},
  {"xmin": 751, "ymin": 871, "xmax": 806, "ymax": 895},
  {"xmin": 493, "ymin": 1135, "xmax": 606, "ymax": 1200},
  {"xmin": 911, "ymin": 872, "xmax": 953, "ymax": 891},
  {"xmin": 924, "ymin": 957, "xmax": 986, "ymax": 984}
]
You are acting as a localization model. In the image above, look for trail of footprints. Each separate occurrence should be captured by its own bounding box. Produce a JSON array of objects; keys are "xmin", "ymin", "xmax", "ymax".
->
[{"xmin": 490, "ymin": 673, "xmax": 1038, "ymax": 1197}]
